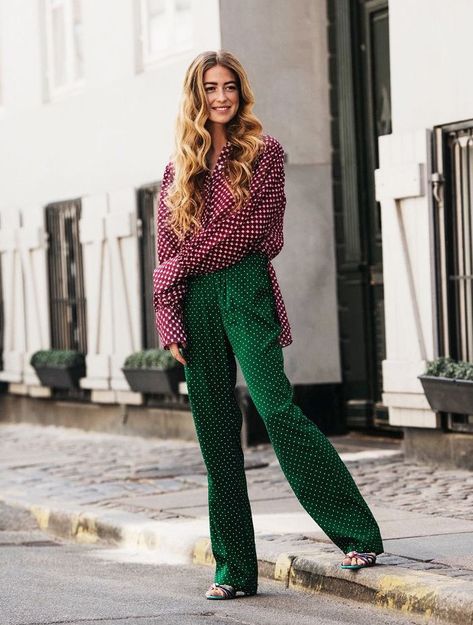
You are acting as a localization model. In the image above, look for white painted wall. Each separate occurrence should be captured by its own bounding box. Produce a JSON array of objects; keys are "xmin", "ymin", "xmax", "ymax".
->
[
  {"xmin": 389, "ymin": 0, "xmax": 473, "ymax": 134},
  {"xmin": 0, "ymin": 0, "xmax": 221, "ymax": 402},
  {"xmin": 0, "ymin": 0, "xmax": 221, "ymax": 207},
  {"xmin": 376, "ymin": 0, "xmax": 473, "ymax": 428},
  {"xmin": 0, "ymin": 0, "xmax": 342, "ymax": 405}
]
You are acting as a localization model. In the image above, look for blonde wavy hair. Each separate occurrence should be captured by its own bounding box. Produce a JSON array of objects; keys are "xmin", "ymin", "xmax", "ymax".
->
[{"xmin": 164, "ymin": 50, "xmax": 266, "ymax": 241}]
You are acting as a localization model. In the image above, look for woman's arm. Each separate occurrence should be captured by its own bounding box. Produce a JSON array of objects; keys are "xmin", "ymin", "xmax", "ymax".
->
[
  {"xmin": 153, "ymin": 136, "xmax": 286, "ymax": 307},
  {"xmin": 153, "ymin": 161, "xmax": 188, "ymax": 350}
]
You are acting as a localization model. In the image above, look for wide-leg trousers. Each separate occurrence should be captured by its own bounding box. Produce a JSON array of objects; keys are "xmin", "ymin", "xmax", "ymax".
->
[{"xmin": 182, "ymin": 252, "xmax": 383, "ymax": 594}]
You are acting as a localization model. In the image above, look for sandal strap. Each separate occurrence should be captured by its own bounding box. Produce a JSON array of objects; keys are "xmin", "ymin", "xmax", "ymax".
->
[
  {"xmin": 346, "ymin": 551, "xmax": 376, "ymax": 565},
  {"xmin": 209, "ymin": 583, "xmax": 236, "ymax": 598}
]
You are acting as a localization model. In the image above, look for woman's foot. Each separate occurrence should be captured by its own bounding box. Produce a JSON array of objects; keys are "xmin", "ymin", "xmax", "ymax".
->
[
  {"xmin": 205, "ymin": 583, "xmax": 236, "ymax": 599},
  {"xmin": 340, "ymin": 551, "xmax": 377, "ymax": 569},
  {"xmin": 205, "ymin": 582, "xmax": 257, "ymax": 599}
]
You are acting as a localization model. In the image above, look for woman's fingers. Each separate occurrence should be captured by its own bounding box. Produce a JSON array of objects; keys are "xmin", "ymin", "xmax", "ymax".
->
[{"xmin": 170, "ymin": 342, "xmax": 187, "ymax": 366}]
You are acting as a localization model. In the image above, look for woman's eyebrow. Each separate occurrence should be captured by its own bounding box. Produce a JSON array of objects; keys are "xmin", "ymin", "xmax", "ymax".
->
[{"xmin": 203, "ymin": 80, "xmax": 237, "ymax": 85}]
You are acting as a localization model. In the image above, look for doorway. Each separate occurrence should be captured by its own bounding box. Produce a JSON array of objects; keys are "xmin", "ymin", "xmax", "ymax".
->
[{"xmin": 328, "ymin": 0, "xmax": 392, "ymax": 428}]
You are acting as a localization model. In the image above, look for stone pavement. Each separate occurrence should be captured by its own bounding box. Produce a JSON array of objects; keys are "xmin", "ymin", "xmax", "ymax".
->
[{"xmin": 1, "ymin": 422, "xmax": 473, "ymax": 624}]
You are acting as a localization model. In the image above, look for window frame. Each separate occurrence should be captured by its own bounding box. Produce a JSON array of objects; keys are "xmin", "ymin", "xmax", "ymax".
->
[
  {"xmin": 44, "ymin": 0, "xmax": 84, "ymax": 100},
  {"xmin": 138, "ymin": 0, "xmax": 194, "ymax": 68}
]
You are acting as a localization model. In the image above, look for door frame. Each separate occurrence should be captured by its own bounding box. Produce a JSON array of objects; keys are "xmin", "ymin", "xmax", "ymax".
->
[{"xmin": 327, "ymin": 0, "xmax": 393, "ymax": 429}]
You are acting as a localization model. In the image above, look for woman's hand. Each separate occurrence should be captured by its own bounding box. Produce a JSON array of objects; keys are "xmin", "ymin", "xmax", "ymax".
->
[{"xmin": 169, "ymin": 342, "xmax": 187, "ymax": 366}]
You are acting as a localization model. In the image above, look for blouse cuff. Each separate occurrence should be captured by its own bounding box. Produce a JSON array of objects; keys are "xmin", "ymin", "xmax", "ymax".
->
[{"xmin": 155, "ymin": 305, "xmax": 187, "ymax": 350}]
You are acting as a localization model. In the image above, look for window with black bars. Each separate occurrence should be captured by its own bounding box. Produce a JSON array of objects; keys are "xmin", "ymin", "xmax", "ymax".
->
[
  {"xmin": 45, "ymin": 199, "xmax": 87, "ymax": 353},
  {"xmin": 137, "ymin": 184, "xmax": 160, "ymax": 349},
  {"xmin": 432, "ymin": 118, "xmax": 473, "ymax": 431}
]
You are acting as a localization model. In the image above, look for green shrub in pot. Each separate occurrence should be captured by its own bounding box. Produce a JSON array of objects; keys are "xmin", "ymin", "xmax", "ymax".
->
[
  {"xmin": 424, "ymin": 356, "xmax": 473, "ymax": 380},
  {"xmin": 419, "ymin": 356, "xmax": 473, "ymax": 414},
  {"xmin": 123, "ymin": 349, "xmax": 177, "ymax": 370},
  {"xmin": 30, "ymin": 349, "xmax": 85, "ymax": 369},
  {"xmin": 30, "ymin": 349, "xmax": 86, "ymax": 389},
  {"xmin": 122, "ymin": 348, "xmax": 184, "ymax": 395}
]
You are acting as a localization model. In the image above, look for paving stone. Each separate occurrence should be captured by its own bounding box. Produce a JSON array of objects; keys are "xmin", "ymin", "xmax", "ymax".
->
[{"xmin": 3, "ymin": 422, "xmax": 473, "ymax": 583}]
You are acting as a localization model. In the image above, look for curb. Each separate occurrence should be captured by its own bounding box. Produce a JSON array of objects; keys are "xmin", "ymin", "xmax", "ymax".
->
[
  {"xmin": 193, "ymin": 537, "xmax": 473, "ymax": 624},
  {"xmin": 3, "ymin": 495, "xmax": 473, "ymax": 624}
]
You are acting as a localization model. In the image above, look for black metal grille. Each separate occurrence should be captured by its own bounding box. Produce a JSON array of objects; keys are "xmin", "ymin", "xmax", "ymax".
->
[
  {"xmin": 138, "ymin": 185, "xmax": 160, "ymax": 349},
  {"xmin": 45, "ymin": 199, "xmax": 87, "ymax": 353},
  {"xmin": 432, "ymin": 118, "xmax": 473, "ymax": 431},
  {"xmin": 136, "ymin": 183, "xmax": 189, "ymax": 408}
]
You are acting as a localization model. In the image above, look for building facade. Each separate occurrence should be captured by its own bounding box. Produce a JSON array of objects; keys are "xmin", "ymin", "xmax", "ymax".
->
[
  {"xmin": 0, "ymin": 0, "xmax": 342, "ymax": 439},
  {"xmin": 0, "ymin": 0, "xmax": 472, "ymax": 461},
  {"xmin": 375, "ymin": 0, "xmax": 473, "ymax": 465}
]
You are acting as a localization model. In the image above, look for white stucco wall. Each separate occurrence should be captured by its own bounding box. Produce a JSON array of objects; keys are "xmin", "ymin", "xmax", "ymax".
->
[
  {"xmin": 0, "ymin": 0, "xmax": 221, "ymax": 402},
  {"xmin": 0, "ymin": 0, "xmax": 341, "ymax": 404},
  {"xmin": 0, "ymin": 0, "xmax": 221, "ymax": 206},
  {"xmin": 376, "ymin": 0, "xmax": 473, "ymax": 428},
  {"xmin": 389, "ymin": 0, "xmax": 473, "ymax": 135}
]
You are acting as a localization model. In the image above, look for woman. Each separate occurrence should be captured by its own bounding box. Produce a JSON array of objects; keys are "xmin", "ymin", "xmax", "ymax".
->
[{"xmin": 153, "ymin": 50, "xmax": 383, "ymax": 600}]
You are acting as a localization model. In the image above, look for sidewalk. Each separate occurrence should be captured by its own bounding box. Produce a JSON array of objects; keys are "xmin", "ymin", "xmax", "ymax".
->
[{"xmin": 1, "ymin": 422, "xmax": 473, "ymax": 624}]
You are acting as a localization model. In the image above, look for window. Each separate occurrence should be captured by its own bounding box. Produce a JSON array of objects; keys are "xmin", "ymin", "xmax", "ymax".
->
[
  {"xmin": 139, "ymin": 0, "xmax": 193, "ymax": 66},
  {"xmin": 432, "ymin": 118, "xmax": 473, "ymax": 432},
  {"xmin": 45, "ymin": 199, "xmax": 87, "ymax": 353},
  {"xmin": 137, "ymin": 184, "xmax": 160, "ymax": 349},
  {"xmin": 44, "ymin": 0, "xmax": 84, "ymax": 97}
]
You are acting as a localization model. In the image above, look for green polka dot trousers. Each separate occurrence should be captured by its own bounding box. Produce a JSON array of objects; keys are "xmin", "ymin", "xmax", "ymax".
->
[{"xmin": 182, "ymin": 252, "xmax": 383, "ymax": 594}]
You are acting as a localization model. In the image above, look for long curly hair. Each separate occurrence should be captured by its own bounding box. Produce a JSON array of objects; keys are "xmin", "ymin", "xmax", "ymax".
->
[{"xmin": 165, "ymin": 50, "xmax": 265, "ymax": 242}]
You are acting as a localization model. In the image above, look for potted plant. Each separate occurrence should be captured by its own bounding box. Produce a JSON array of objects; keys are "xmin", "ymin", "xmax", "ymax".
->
[
  {"xmin": 30, "ymin": 349, "xmax": 86, "ymax": 389},
  {"xmin": 121, "ymin": 348, "xmax": 185, "ymax": 395},
  {"xmin": 418, "ymin": 356, "xmax": 473, "ymax": 414}
]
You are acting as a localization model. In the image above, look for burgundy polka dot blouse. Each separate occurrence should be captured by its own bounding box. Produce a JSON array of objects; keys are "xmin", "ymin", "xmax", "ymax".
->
[{"xmin": 153, "ymin": 133, "xmax": 293, "ymax": 350}]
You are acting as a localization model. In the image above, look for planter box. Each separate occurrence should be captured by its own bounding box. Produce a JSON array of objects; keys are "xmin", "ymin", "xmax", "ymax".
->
[
  {"xmin": 122, "ymin": 366, "xmax": 185, "ymax": 395},
  {"xmin": 419, "ymin": 375, "xmax": 473, "ymax": 414},
  {"xmin": 33, "ymin": 364, "xmax": 86, "ymax": 389}
]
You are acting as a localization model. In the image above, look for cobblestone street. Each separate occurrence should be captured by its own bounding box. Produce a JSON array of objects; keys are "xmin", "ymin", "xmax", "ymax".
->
[
  {"xmin": 2, "ymin": 422, "xmax": 473, "ymax": 623},
  {"xmin": 1, "ymin": 423, "xmax": 472, "ymax": 522}
]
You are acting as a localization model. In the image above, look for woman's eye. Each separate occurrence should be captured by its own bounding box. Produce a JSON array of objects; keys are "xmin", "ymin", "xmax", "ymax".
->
[{"xmin": 205, "ymin": 85, "xmax": 236, "ymax": 92}]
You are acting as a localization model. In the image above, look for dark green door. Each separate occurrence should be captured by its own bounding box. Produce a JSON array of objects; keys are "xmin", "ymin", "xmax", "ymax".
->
[{"xmin": 329, "ymin": 0, "xmax": 392, "ymax": 428}]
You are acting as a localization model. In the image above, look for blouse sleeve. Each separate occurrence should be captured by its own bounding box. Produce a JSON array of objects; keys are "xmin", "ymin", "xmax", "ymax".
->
[
  {"xmin": 253, "ymin": 144, "xmax": 286, "ymax": 261},
  {"xmin": 153, "ymin": 161, "xmax": 188, "ymax": 350},
  {"xmin": 153, "ymin": 137, "xmax": 286, "ymax": 309}
]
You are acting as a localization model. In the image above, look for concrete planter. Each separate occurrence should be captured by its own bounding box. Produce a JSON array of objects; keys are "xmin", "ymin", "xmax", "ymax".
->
[
  {"xmin": 121, "ymin": 366, "xmax": 184, "ymax": 395},
  {"xmin": 33, "ymin": 364, "xmax": 86, "ymax": 389},
  {"xmin": 418, "ymin": 375, "xmax": 473, "ymax": 414}
]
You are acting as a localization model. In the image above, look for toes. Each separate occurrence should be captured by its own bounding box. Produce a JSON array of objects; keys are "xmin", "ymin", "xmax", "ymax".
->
[{"xmin": 206, "ymin": 585, "xmax": 224, "ymax": 597}]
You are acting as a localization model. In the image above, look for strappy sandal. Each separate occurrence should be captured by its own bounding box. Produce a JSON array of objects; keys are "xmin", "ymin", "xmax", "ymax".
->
[
  {"xmin": 205, "ymin": 582, "xmax": 257, "ymax": 599},
  {"xmin": 340, "ymin": 551, "xmax": 377, "ymax": 570},
  {"xmin": 206, "ymin": 583, "xmax": 237, "ymax": 600}
]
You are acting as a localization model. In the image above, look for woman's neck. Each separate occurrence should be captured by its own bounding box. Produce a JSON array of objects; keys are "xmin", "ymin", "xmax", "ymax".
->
[{"xmin": 208, "ymin": 125, "xmax": 228, "ymax": 155}]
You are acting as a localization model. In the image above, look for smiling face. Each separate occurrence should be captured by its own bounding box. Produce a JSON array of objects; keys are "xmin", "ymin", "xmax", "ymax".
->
[{"xmin": 203, "ymin": 64, "xmax": 240, "ymax": 126}]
